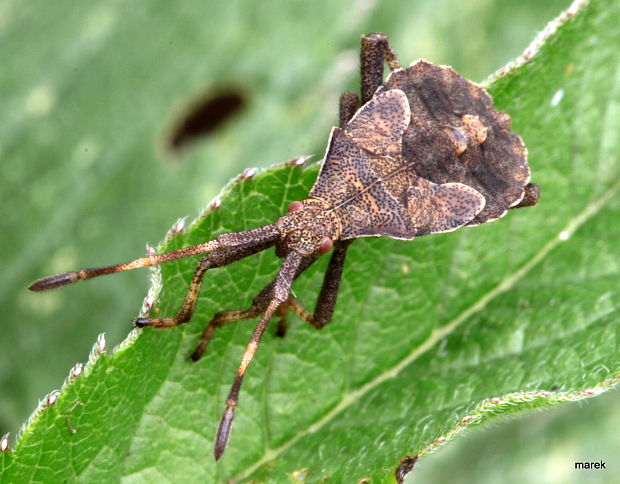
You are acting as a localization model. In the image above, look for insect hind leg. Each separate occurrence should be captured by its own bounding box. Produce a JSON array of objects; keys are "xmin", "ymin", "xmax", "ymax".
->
[
  {"xmin": 277, "ymin": 240, "xmax": 352, "ymax": 332},
  {"xmin": 360, "ymin": 33, "xmax": 400, "ymax": 103},
  {"xmin": 189, "ymin": 305, "xmax": 264, "ymax": 361},
  {"xmin": 339, "ymin": 91, "xmax": 360, "ymax": 127},
  {"xmin": 189, "ymin": 279, "xmax": 279, "ymax": 362},
  {"xmin": 510, "ymin": 183, "xmax": 540, "ymax": 209}
]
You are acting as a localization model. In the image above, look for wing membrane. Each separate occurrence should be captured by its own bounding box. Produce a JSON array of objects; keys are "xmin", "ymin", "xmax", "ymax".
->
[{"xmin": 310, "ymin": 89, "xmax": 485, "ymax": 240}]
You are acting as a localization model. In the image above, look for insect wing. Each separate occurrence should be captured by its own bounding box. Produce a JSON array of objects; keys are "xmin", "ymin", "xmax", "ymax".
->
[
  {"xmin": 379, "ymin": 61, "xmax": 530, "ymax": 225},
  {"xmin": 311, "ymin": 89, "xmax": 484, "ymax": 240},
  {"xmin": 344, "ymin": 89, "xmax": 410, "ymax": 157}
]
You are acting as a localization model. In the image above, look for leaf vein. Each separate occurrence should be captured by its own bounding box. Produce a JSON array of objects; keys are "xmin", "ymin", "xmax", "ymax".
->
[{"xmin": 234, "ymin": 174, "xmax": 620, "ymax": 481}]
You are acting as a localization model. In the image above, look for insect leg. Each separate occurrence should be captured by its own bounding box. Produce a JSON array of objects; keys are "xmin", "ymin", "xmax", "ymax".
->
[
  {"xmin": 281, "ymin": 240, "xmax": 352, "ymax": 330},
  {"xmin": 360, "ymin": 33, "xmax": 400, "ymax": 103},
  {"xmin": 339, "ymin": 91, "xmax": 360, "ymax": 127},
  {"xmin": 271, "ymin": 69, "xmax": 358, "ymax": 337},
  {"xmin": 510, "ymin": 183, "xmax": 540, "ymax": 209},
  {"xmin": 135, "ymin": 239, "xmax": 274, "ymax": 329},
  {"xmin": 191, "ymin": 253, "xmax": 318, "ymax": 360},
  {"xmin": 214, "ymin": 251, "xmax": 304, "ymax": 460}
]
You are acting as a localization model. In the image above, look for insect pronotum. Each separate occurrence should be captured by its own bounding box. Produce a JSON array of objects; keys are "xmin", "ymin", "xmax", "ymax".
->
[{"xmin": 29, "ymin": 33, "xmax": 538, "ymax": 460}]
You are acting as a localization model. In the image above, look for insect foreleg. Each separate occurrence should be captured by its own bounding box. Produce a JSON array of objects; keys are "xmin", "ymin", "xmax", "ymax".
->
[{"xmin": 135, "ymin": 238, "xmax": 275, "ymax": 330}]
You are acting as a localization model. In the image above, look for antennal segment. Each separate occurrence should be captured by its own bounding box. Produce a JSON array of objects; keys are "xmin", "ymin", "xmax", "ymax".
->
[{"xmin": 28, "ymin": 224, "xmax": 279, "ymax": 291}]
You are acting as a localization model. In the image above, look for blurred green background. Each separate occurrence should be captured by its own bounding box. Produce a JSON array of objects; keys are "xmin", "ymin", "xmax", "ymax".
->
[{"xmin": 3, "ymin": 0, "xmax": 617, "ymax": 482}]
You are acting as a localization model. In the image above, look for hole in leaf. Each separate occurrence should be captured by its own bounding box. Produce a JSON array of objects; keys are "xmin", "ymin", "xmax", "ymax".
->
[{"xmin": 167, "ymin": 89, "xmax": 247, "ymax": 154}]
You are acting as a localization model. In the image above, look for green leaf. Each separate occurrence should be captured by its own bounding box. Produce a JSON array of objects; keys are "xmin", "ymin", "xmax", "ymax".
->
[{"xmin": 2, "ymin": 0, "xmax": 619, "ymax": 483}]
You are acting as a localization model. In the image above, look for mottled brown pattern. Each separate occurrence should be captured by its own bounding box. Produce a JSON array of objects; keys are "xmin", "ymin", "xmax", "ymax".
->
[
  {"xmin": 377, "ymin": 60, "xmax": 531, "ymax": 224},
  {"xmin": 512, "ymin": 182, "xmax": 540, "ymax": 209},
  {"xmin": 274, "ymin": 198, "xmax": 340, "ymax": 256},
  {"xmin": 311, "ymin": 89, "xmax": 485, "ymax": 239},
  {"xmin": 360, "ymin": 33, "xmax": 401, "ymax": 103},
  {"xmin": 27, "ymin": 33, "xmax": 537, "ymax": 461}
]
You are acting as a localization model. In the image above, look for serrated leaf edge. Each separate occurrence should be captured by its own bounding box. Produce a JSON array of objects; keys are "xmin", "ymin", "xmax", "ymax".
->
[
  {"xmin": 418, "ymin": 373, "xmax": 620, "ymax": 459},
  {"xmin": 482, "ymin": 0, "xmax": 589, "ymax": 87},
  {"xmin": 1, "ymin": 0, "xmax": 599, "ymax": 466},
  {"xmin": 9, "ymin": 155, "xmax": 316, "ymax": 453},
  {"xmin": 233, "ymin": 169, "xmax": 620, "ymax": 482}
]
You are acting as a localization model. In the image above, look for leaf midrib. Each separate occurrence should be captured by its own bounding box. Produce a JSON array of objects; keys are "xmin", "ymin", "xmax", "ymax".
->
[{"xmin": 233, "ymin": 174, "xmax": 620, "ymax": 481}]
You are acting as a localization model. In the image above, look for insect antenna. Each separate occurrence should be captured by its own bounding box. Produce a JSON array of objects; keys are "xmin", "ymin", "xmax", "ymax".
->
[{"xmin": 28, "ymin": 224, "xmax": 279, "ymax": 292}]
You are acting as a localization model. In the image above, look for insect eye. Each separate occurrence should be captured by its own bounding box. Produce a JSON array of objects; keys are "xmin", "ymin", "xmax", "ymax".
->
[
  {"xmin": 287, "ymin": 201, "xmax": 304, "ymax": 212},
  {"xmin": 318, "ymin": 237, "xmax": 333, "ymax": 254}
]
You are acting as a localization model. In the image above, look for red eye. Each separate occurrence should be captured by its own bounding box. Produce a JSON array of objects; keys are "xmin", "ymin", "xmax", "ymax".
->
[
  {"xmin": 318, "ymin": 237, "xmax": 333, "ymax": 254},
  {"xmin": 287, "ymin": 201, "xmax": 303, "ymax": 212}
]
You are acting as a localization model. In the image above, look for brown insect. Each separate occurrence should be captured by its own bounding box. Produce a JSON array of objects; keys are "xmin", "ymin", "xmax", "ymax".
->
[{"xmin": 28, "ymin": 33, "xmax": 538, "ymax": 460}]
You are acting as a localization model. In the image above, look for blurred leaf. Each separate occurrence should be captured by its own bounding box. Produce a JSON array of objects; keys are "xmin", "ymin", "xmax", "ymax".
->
[
  {"xmin": 413, "ymin": 389, "xmax": 620, "ymax": 484},
  {"xmin": 0, "ymin": 0, "xmax": 569, "ymax": 442},
  {"xmin": 3, "ymin": 0, "xmax": 620, "ymax": 483}
]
